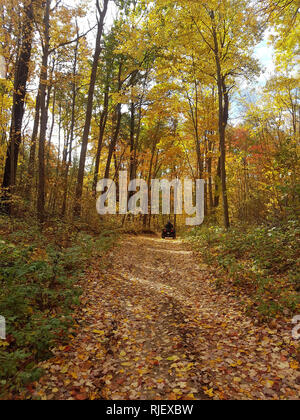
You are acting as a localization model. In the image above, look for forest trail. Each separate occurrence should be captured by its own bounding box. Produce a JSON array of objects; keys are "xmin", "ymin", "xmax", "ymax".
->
[{"xmin": 33, "ymin": 236, "xmax": 299, "ymax": 400}]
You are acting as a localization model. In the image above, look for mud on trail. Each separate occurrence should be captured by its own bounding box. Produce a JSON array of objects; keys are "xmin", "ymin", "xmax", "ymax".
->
[{"xmin": 33, "ymin": 236, "xmax": 299, "ymax": 400}]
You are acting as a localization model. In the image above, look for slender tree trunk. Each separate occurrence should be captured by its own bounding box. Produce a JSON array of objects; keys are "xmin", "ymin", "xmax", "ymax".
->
[
  {"xmin": 104, "ymin": 103, "xmax": 122, "ymax": 179},
  {"xmin": 48, "ymin": 105, "xmax": 62, "ymax": 215},
  {"xmin": 204, "ymin": 132, "xmax": 208, "ymax": 216},
  {"xmin": 48, "ymin": 68, "xmax": 56, "ymax": 148},
  {"xmin": 26, "ymin": 90, "xmax": 41, "ymax": 198},
  {"xmin": 211, "ymin": 11, "xmax": 230, "ymax": 229},
  {"xmin": 194, "ymin": 81, "xmax": 203, "ymax": 179},
  {"xmin": 92, "ymin": 86, "xmax": 109, "ymax": 194},
  {"xmin": 74, "ymin": 0, "xmax": 109, "ymax": 217},
  {"xmin": 220, "ymin": 78, "xmax": 230, "ymax": 228},
  {"xmin": 186, "ymin": 81, "xmax": 202, "ymax": 179},
  {"xmin": 214, "ymin": 156, "xmax": 221, "ymax": 208},
  {"xmin": 37, "ymin": 0, "xmax": 51, "ymax": 223},
  {"xmin": 129, "ymin": 101, "xmax": 136, "ymax": 183},
  {"xmin": 143, "ymin": 134, "xmax": 157, "ymax": 227},
  {"xmin": 207, "ymin": 140, "xmax": 214, "ymax": 210},
  {"xmin": 62, "ymin": 32, "xmax": 79, "ymax": 217},
  {"xmin": 1, "ymin": 0, "xmax": 35, "ymax": 213},
  {"xmin": 104, "ymin": 61, "xmax": 123, "ymax": 179},
  {"xmin": 133, "ymin": 98, "xmax": 143, "ymax": 173}
]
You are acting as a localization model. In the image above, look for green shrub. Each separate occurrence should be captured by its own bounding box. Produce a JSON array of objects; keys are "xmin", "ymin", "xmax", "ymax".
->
[
  {"xmin": 0, "ymin": 217, "xmax": 117, "ymax": 397},
  {"xmin": 187, "ymin": 220, "xmax": 300, "ymax": 318}
]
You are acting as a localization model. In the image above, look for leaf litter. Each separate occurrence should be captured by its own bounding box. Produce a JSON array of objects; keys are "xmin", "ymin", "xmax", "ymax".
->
[{"xmin": 30, "ymin": 236, "xmax": 299, "ymax": 400}]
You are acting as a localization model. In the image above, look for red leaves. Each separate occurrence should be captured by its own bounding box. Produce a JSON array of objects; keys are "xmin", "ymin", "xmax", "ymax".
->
[{"xmin": 70, "ymin": 387, "xmax": 88, "ymax": 400}]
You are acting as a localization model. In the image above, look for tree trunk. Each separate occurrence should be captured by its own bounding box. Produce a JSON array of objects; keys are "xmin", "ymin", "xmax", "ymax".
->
[
  {"xmin": 92, "ymin": 86, "xmax": 109, "ymax": 194},
  {"xmin": 129, "ymin": 101, "xmax": 136, "ymax": 183},
  {"xmin": 74, "ymin": 0, "xmax": 109, "ymax": 217},
  {"xmin": 220, "ymin": 78, "xmax": 230, "ymax": 228},
  {"xmin": 207, "ymin": 140, "xmax": 214, "ymax": 210},
  {"xmin": 143, "ymin": 134, "xmax": 157, "ymax": 227},
  {"xmin": 214, "ymin": 156, "xmax": 221, "ymax": 208},
  {"xmin": 37, "ymin": 0, "xmax": 51, "ymax": 223},
  {"xmin": 210, "ymin": 11, "xmax": 230, "ymax": 229},
  {"xmin": 1, "ymin": 0, "xmax": 35, "ymax": 213},
  {"xmin": 26, "ymin": 89, "xmax": 41, "ymax": 198},
  {"xmin": 104, "ymin": 103, "xmax": 122, "ymax": 179},
  {"xmin": 104, "ymin": 61, "xmax": 123, "ymax": 179},
  {"xmin": 61, "ymin": 32, "xmax": 79, "ymax": 217}
]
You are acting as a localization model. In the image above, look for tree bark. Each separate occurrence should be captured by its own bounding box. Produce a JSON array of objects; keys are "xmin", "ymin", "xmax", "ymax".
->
[
  {"xmin": 1, "ymin": 0, "xmax": 35, "ymax": 213},
  {"xmin": 26, "ymin": 89, "xmax": 41, "ymax": 198},
  {"xmin": 104, "ymin": 103, "xmax": 122, "ymax": 179},
  {"xmin": 129, "ymin": 101, "xmax": 136, "ymax": 183},
  {"xmin": 143, "ymin": 128, "xmax": 159, "ymax": 227},
  {"xmin": 92, "ymin": 85, "xmax": 109, "ymax": 194},
  {"xmin": 104, "ymin": 61, "xmax": 123, "ymax": 180},
  {"xmin": 61, "ymin": 31, "xmax": 79, "ymax": 217},
  {"xmin": 207, "ymin": 140, "xmax": 214, "ymax": 210},
  {"xmin": 214, "ymin": 156, "xmax": 221, "ymax": 208},
  {"xmin": 37, "ymin": 0, "xmax": 51, "ymax": 223},
  {"xmin": 210, "ymin": 11, "xmax": 230, "ymax": 229},
  {"xmin": 74, "ymin": 0, "xmax": 109, "ymax": 217}
]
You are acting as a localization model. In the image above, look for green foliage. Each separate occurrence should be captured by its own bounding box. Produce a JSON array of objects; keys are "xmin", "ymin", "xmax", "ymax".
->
[
  {"xmin": 0, "ymin": 216, "xmax": 117, "ymax": 397},
  {"xmin": 188, "ymin": 220, "xmax": 300, "ymax": 318}
]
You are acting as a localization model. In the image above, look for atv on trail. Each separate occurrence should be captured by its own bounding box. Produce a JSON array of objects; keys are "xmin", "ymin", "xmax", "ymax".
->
[{"xmin": 162, "ymin": 222, "xmax": 176, "ymax": 239}]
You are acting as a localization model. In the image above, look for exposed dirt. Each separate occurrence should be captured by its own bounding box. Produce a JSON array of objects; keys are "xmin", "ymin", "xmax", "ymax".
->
[{"xmin": 32, "ymin": 236, "xmax": 300, "ymax": 400}]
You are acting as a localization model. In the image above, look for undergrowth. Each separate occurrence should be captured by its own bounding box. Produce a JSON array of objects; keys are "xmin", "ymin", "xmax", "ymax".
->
[
  {"xmin": 187, "ymin": 219, "xmax": 300, "ymax": 319},
  {"xmin": 0, "ymin": 216, "xmax": 117, "ymax": 398}
]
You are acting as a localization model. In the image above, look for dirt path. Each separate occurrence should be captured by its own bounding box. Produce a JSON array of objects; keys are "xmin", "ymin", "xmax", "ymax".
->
[{"xmin": 33, "ymin": 236, "xmax": 299, "ymax": 400}]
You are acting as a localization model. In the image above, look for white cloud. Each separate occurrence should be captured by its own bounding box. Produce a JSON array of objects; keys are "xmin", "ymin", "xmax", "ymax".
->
[{"xmin": 254, "ymin": 32, "xmax": 276, "ymax": 86}]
